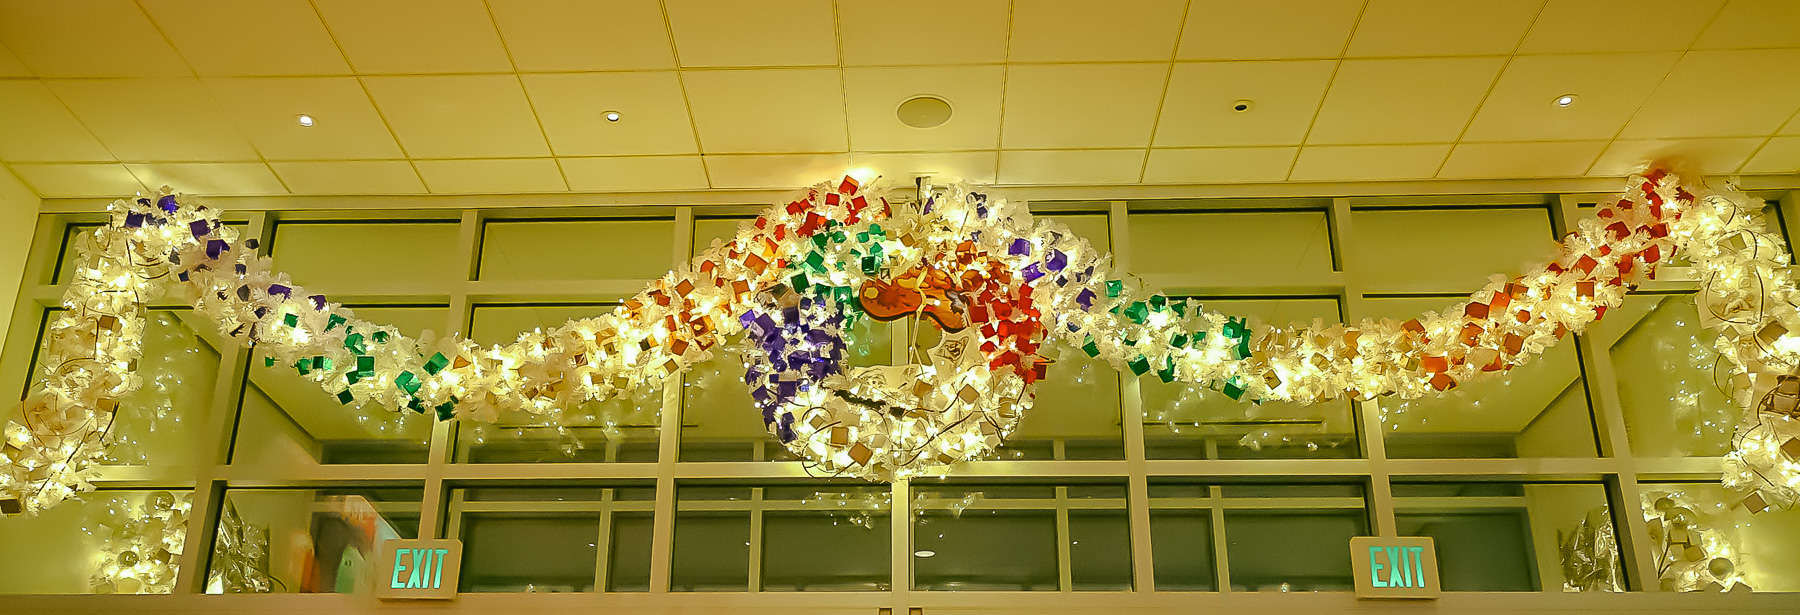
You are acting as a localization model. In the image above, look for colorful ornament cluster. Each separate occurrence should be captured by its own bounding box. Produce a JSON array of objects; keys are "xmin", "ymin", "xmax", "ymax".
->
[{"xmin": 3, "ymin": 170, "xmax": 1800, "ymax": 523}]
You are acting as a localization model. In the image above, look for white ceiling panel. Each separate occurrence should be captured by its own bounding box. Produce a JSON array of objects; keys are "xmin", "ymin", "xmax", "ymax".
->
[
  {"xmin": 1621, "ymin": 49, "xmax": 1800, "ymax": 139},
  {"xmin": 1519, "ymin": 0, "xmax": 1721, "ymax": 54},
  {"xmin": 664, "ymin": 0, "xmax": 836, "ymax": 68},
  {"xmin": 363, "ymin": 75, "xmax": 550, "ymax": 158},
  {"xmin": 1307, "ymin": 57, "xmax": 1505, "ymax": 145},
  {"xmin": 848, "ymin": 151, "xmax": 998, "ymax": 185},
  {"xmin": 204, "ymin": 77, "xmax": 403, "ymax": 160},
  {"xmin": 838, "ymin": 0, "xmax": 1009, "ymax": 66},
  {"xmin": 682, "ymin": 69, "xmax": 847, "ymax": 154},
  {"xmin": 1742, "ymin": 137, "xmax": 1800, "ymax": 174},
  {"xmin": 559, "ymin": 156, "xmax": 709, "ymax": 192},
  {"xmin": 488, "ymin": 0, "xmax": 676, "ymax": 71},
  {"xmin": 0, "ymin": 0, "xmax": 188, "ymax": 77},
  {"xmin": 1289, "ymin": 144, "xmax": 1451, "ymax": 181},
  {"xmin": 1142, "ymin": 147, "xmax": 1296, "ymax": 183},
  {"xmin": 844, "ymin": 66, "xmax": 1003, "ymax": 152},
  {"xmin": 1462, "ymin": 52, "xmax": 1681, "ymax": 142},
  {"xmin": 997, "ymin": 150, "xmax": 1145, "ymax": 185},
  {"xmin": 7, "ymin": 163, "xmax": 145, "ymax": 197},
  {"xmin": 1437, "ymin": 141, "xmax": 1608, "ymax": 179},
  {"xmin": 1154, "ymin": 60, "xmax": 1335, "ymax": 147},
  {"xmin": 414, "ymin": 158, "xmax": 566, "ymax": 193},
  {"xmin": 1693, "ymin": 0, "xmax": 1800, "ymax": 49},
  {"xmin": 0, "ymin": 80, "xmax": 113, "ymax": 162},
  {"xmin": 1347, "ymin": 0, "xmax": 1540, "ymax": 57},
  {"xmin": 1177, "ymin": 0, "xmax": 1361, "ymax": 60},
  {"xmin": 270, "ymin": 160, "xmax": 424, "ymax": 195},
  {"xmin": 523, "ymin": 72, "xmax": 697, "ymax": 156},
  {"xmin": 48, "ymin": 78, "xmax": 259, "ymax": 161},
  {"xmin": 125, "ymin": 162, "xmax": 287, "ymax": 195},
  {"xmin": 705, "ymin": 153, "xmax": 852, "ymax": 189},
  {"xmin": 0, "ymin": 42, "xmax": 28, "ymax": 76},
  {"xmin": 312, "ymin": 0, "xmax": 512, "ymax": 74},
  {"xmin": 1589, "ymin": 138, "xmax": 1765, "ymax": 176},
  {"xmin": 1001, "ymin": 63, "xmax": 1168, "ymax": 149},
  {"xmin": 1008, "ymin": 0, "xmax": 1186, "ymax": 62},
  {"xmin": 139, "ymin": 0, "xmax": 349, "ymax": 76}
]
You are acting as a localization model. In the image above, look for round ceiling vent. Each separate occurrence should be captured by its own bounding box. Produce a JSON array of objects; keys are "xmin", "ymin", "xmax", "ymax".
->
[{"xmin": 896, "ymin": 95, "xmax": 953, "ymax": 128}]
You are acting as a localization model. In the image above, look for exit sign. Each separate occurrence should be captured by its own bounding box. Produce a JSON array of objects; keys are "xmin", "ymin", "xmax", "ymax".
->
[
  {"xmin": 375, "ymin": 538, "xmax": 462, "ymax": 600},
  {"xmin": 1349, "ymin": 536, "xmax": 1439, "ymax": 599}
]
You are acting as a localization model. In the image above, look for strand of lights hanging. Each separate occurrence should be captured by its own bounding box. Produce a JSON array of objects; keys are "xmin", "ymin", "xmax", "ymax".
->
[{"xmin": 3, "ymin": 170, "xmax": 1799, "ymax": 517}]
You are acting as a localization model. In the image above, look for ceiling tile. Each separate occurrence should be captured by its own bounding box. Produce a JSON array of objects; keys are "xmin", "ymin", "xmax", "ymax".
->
[
  {"xmin": 1142, "ymin": 147, "xmax": 1296, "ymax": 183},
  {"xmin": 204, "ymin": 77, "xmax": 402, "ymax": 160},
  {"xmin": 414, "ymin": 158, "xmax": 566, "ymax": 193},
  {"xmin": 1306, "ymin": 57, "xmax": 1504, "ymax": 145},
  {"xmin": 1154, "ymin": 60, "xmax": 1334, "ymax": 147},
  {"xmin": 838, "ymin": 0, "xmax": 1008, "ymax": 66},
  {"xmin": 1622, "ymin": 50, "xmax": 1800, "ymax": 139},
  {"xmin": 997, "ymin": 150, "xmax": 1145, "ymax": 185},
  {"xmin": 1177, "ymin": 0, "xmax": 1361, "ymax": 60},
  {"xmin": 47, "ymin": 78, "xmax": 258, "ymax": 161},
  {"xmin": 704, "ymin": 153, "xmax": 852, "ymax": 189},
  {"xmin": 522, "ymin": 72, "xmax": 696, "ymax": 156},
  {"xmin": 682, "ymin": 69, "xmax": 847, "ymax": 153},
  {"xmin": 1001, "ymin": 64, "xmax": 1167, "ymax": 149},
  {"xmin": 664, "ymin": 0, "xmax": 836, "ymax": 68},
  {"xmin": 139, "ymin": 0, "xmax": 348, "ymax": 76},
  {"xmin": 845, "ymin": 66, "xmax": 1002, "ymax": 152},
  {"xmin": 312, "ymin": 0, "xmax": 511, "ymax": 74},
  {"xmin": 0, "ymin": 42, "xmax": 29, "ymax": 76},
  {"xmin": 1008, "ymin": 0, "xmax": 1186, "ymax": 62},
  {"xmin": 560, "ymin": 156, "xmax": 709, "ymax": 192},
  {"xmin": 0, "ymin": 0, "xmax": 188, "ymax": 77},
  {"xmin": 1694, "ymin": 0, "xmax": 1800, "ymax": 49},
  {"xmin": 1588, "ymin": 138, "xmax": 1765, "ymax": 176},
  {"xmin": 0, "ymin": 80, "xmax": 113, "ymax": 161},
  {"xmin": 1289, "ymin": 144, "xmax": 1451, "ymax": 181},
  {"xmin": 847, "ymin": 151, "xmax": 997, "ymax": 184},
  {"xmin": 1437, "ymin": 141, "xmax": 1607, "ymax": 179},
  {"xmin": 7, "ymin": 163, "xmax": 144, "ymax": 197},
  {"xmin": 362, "ymin": 75, "xmax": 549, "ymax": 158},
  {"xmin": 1347, "ymin": 0, "xmax": 1540, "ymax": 57},
  {"xmin": 1519, "ymin": 0, "xmax": 1721, "ymax": 53},
  {"xmin": 1742, "ymin": 137, "xmax": 1800, "ymax": 174},
  {"xmin": 1463, "ymin": 52, "xmax": 1681, "ymax": 142},
  {"xmin": 488, "ymin": 0, "xmax": 675, "ymax": 71},
  {"xmin": 125, "ymin": 162, "xmax": 287, "ymax": 195},
  {"xmin": 270, "ymin": 160, "xmax": 423, "ymax": 195}
]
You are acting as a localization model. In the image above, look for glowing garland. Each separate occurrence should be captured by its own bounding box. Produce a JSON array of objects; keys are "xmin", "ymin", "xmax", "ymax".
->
[{"xmin": 3, "ymin": 171, "xmax": 1799, "ymax": 518}]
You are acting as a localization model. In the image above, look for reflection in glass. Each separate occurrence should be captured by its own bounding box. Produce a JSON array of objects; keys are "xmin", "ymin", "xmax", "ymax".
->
[
  {"xmin": 1607, "ymin": 294, "xmax": 1734, "ymax": 456},
  {"xmin": 270, "ymin": 222, "xmax": 460, "ymax": 288},
  {"xmin": 1394, "ymin": 482, "xmax": 1617, "ymax": 592},
  {"xmin": 912, "ymin": 483, "xmax": 1130, "ymax": 591},
  {"xmin": 0, "ymin": 490, "xmax": 193, "ymax": 594},
  {"xmin": 760, "ymin": 485, "xmax": 891, "ymax": 591},
  {"xmin": 208, "ymin": 488, "xmax": 420, "ymax": 593},
  {"xmin": 451, "ymin": 486, "xmax": 653, "ymax": 592},
  {"xmin": 1639, "ymin": 483, "xmax": 1800, "ymax": 591},
  {"xmin": 479, "ymin": 219, "xmax": 674, "ymax": 281},
  {"xmin": 1219, "ymin": 484, "xmax": 1367, "ymax": 591}
]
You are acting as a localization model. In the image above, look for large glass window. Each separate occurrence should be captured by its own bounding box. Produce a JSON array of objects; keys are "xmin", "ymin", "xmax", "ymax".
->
[
  {"xmin": 206, "ymin": 487, "xmax": 420, "ymax": 594},
  {"xmin": 911, "ymin": 482, "xmax": 1131, "ymax": 591},
  {"xmin": 1393, "ymin": 482, "xmax": 1617, "ymax": 592},
  {"xmin": 1218, "ymin": 484, "xmax": 1368, "ymax": 591},
  {"xmin": 449, "ymin": 486, "xmax": 653, "ymax": 592},
  {"xmin": 0, "ymin": 490, "xmax": 193, "ymax": 594}
]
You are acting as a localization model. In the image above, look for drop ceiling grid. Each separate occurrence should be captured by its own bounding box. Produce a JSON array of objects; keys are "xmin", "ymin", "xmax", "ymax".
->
[{"xmin": 1, "ymin": 0, "xmax": 1799, "ymax": 196}]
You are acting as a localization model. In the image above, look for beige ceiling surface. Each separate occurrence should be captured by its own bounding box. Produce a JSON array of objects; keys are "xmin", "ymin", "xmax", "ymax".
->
[{"xmin": 2, "ymin": 0, "xmax": 1800, "ymax": 198}]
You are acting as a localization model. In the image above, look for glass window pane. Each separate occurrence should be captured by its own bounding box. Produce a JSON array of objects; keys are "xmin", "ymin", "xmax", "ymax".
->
[
  {"xmin": 1394, "ymin": 482, "xmax": 1617, "ymax": 592},
  {"xmin": 271, "ymin": 222, "xmax": 460, "ymax": 288},
  {"xmin": 232, "ymin": 307, "xmax": 442, "ymax": 466},
  {"xmin": 458, "ymin": 305, "xmax": 662, "ymax": 463},
  {"xmin": 208, "ymin": 488, "xmax": 420, "ymax": 593},
  {"xmin": 51, "ymin": 223, "xmax": 101, "ymax": 285},
  {"xmin": 0, "ymin": 490, "xmax": 193, "ymax": 594},
  {"xmin": 1128, "ymin": 209, "xmax": 1334, "ymax": 285},
  {"xmin": 1220, "ymin": 484, "xmax": 1367, "ymax": 591},
  {"xmin": 1606, "ymin": 294, "xmax": 1733, "ymax": 456},
  {"xmin": 1350, "ymin": 207, "xmax": 1554, "ymax": 294},
  {"xmin": 1639, "ymin": 483, "xmax": 1800, "ymax": 591},
  {"xmin": 911, "ymin": 483, "xmax": 1116, "ymax": 591},
  {"xmin": 760, "ymin": 485, "xmax": 891, "ymax": 591},
  {"xmin": 479, "ymin": 219, "xmax": 674, "ymax": 280},
  {"xmin": 451, "ymin": 486, "xmax": 649, "ymax": 592},
  {"xmin": 1069, "ymin": 508, "xmax": 1132, "ymax": 590},
  {"xmin": 1361, "ymin": 297, "xmax": 1597, "ymax": 458},
  {"xmin": 1148, "ymin": 507, "xmax": 1217, "ymax": 591},
  {"xmin": 671, "ymin": 487, "xmax": 750, "ymax": 591},
  {"xmin": 608, "ymin": 512, "xmax": 653, "ymax": 591},
  {"xmin": 1144, "ymin": 298, "xmax": 1357, "ymax": 459}
]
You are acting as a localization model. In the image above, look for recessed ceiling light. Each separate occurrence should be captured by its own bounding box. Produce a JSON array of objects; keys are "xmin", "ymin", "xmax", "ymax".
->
[
  {"xmin": 604, "ymin": 110, "xmax": 622, "ymax": 122},
  {"xmin": 896, "ymin": 95, "xmax": 953, "ymax": 128},
  {"xmin": 1553, "ymin": 94, "xmax": 1578, "ymax": 108},
  {"xmin": 1232, "ymin": 99, "xmax": 1254, "ymax": 113},
  {"xmin": 913, "ymin": 550, "xmax": 936, "ymax": 558},
  {"xmin": 296, "ymin": 114, "xmax": 315, "ymax": 127}
]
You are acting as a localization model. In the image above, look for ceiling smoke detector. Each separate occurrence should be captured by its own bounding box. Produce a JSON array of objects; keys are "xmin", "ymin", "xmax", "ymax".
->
[{"xmin": 896, "ymin": 95, "xmax": 953, "ymax": 128}]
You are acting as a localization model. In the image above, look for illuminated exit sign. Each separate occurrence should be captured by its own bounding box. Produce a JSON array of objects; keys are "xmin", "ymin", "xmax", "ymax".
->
[
  {"xmin": 1349, "ymin": 536, "xmax": 1439, "ymax": 599},
  {"xmin": 375, "ymin": 538, "xmax": 462, "ymax": 600}
]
